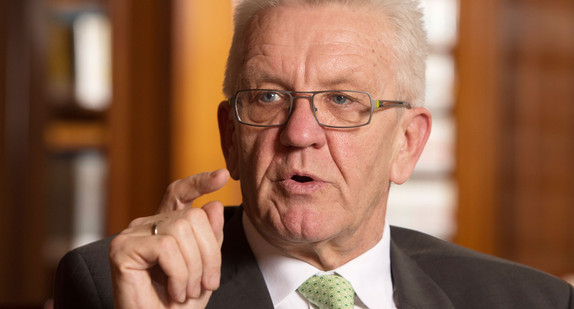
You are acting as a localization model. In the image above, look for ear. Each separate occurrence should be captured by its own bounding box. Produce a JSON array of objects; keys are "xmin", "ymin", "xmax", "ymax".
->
[
  {"xmin": 390, "ymin": 107, "xmax": 432, "ymax": 184},
  {"xmin": 218, "ymin": 100, "xmax": 240, "ymax": 180}
]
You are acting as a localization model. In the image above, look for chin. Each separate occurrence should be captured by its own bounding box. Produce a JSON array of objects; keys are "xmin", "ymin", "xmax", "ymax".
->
[{"xmin": 270, "ymin": 207, "xmax": 341, "ymax": 243}]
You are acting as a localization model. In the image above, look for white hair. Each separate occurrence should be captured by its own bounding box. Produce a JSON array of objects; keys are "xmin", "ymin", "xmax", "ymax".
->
[{"xmin": 223, "ymin": 0, "xmax": 428, "ymax": 107}]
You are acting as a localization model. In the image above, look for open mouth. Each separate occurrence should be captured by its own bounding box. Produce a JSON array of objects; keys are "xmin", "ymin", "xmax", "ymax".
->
[
  {"xmin": 291, "ymin": 175, "xmax": 314, "ymax": 183},
  {"xmin": 281, "ymin": 172, "xmax": 324, "ymax": 193}
]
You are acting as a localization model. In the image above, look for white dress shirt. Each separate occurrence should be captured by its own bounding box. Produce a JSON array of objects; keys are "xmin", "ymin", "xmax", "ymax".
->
[{"xmin": 243, "ymin": 214, "xmax": 397, "ymax": 309}]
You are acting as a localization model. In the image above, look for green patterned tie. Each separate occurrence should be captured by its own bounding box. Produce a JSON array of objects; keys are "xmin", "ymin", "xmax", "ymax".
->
[{"xmin": 297, "ymin": 274, "xmax": 355, "ymax": 309}]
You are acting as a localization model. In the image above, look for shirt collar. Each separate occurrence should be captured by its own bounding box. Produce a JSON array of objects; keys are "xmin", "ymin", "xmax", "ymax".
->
[
  {"xmin": 336, "ymin": 222, "xmax": 394, "ymax": 308},
  {"xmin": 242, "ymin": 213, "xmax": 395, "ymax": 308}
]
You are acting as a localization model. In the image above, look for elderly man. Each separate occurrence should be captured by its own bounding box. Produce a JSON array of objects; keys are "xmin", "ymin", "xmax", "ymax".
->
[{"xmin": 55, "ymin": 0, "xmax": 573, "ymax": 308}]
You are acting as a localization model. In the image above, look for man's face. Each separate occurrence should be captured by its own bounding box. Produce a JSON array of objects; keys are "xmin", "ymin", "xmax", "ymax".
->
[{"xmin": 222, "ymin": 4, "xmax": 416, "ymax": 253}]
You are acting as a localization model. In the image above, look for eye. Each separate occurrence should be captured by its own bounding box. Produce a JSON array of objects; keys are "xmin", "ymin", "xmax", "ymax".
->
[
  {"xmin": 256, "ymin": 91, "xmax": 282, "ymax": 103},
  {"xmin": 330, "ymin": 94, "xmax": 352, "ymax": 105}
]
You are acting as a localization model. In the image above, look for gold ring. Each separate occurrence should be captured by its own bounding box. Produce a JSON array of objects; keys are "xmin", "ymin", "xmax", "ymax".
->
[{"xmin": 151, "ymin": 221, "xmax": 160, "ymax": 236}]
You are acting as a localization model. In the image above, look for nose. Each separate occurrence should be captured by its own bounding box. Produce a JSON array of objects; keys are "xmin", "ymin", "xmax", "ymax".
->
[{"xmin": 279, "ymin": 96, "xmax": 326, "ymax": 149}]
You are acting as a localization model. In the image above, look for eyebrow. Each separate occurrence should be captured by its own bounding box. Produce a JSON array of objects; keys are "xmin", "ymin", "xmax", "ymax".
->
[
  {"xmin": 239, "ymin": 68, "xmax": 286, "ymax": 89},
  {"xmin": 239, "ymin": 67, "xmax": 369, "ymax": 91}
]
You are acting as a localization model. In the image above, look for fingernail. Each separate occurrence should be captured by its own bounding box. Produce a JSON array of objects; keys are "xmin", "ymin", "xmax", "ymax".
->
[
  {"xmin": 209, "ymin": 169, "xmax": 220, "ymax": 177},
  {"xmin": 179, "ymin": 290, "xmax": 187, "ymax": 303}
]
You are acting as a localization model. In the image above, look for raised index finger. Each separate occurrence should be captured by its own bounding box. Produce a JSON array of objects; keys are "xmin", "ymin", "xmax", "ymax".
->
[{"xmin": 159, "ymin": 169, "xmax": 230, "ymax": 212}]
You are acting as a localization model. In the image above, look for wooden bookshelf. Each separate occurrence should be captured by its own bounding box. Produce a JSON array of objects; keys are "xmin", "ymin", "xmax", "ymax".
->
[{"xmin": 44, "ymin": 120, "xmax": 107, "ymax": 151}]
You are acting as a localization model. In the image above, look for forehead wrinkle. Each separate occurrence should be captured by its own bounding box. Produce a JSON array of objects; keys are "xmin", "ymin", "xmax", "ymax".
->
[
  {"xmin": 240, "ymin": 5, "xmax": 393, "ymax": 95},
  {"xmin": 241, "ymin": 42, "xmax": 303, "ymax": 90},
  {"xmin": 243, "ymin": 13, "xmax": 308, "ymax": 89},
  {"xmin": 240, "ymin": 63, "xmax": 289, "ymax": 89},
  {"xmin": 309, "ymin": 51, "xmax": 377, "ymax": 90},
  {"xmin": 243, "ymin": 40, "xmax": 378, "ymax": 92},
  {"xmin": 242, "ymin": 54, "xmax": 373, "ymax": 92}
]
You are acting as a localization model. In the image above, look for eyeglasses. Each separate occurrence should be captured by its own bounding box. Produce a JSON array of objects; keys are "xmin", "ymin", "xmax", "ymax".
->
[{"xmin": 228, "ymin": 89, "xmax": 411, "ymax": 129}]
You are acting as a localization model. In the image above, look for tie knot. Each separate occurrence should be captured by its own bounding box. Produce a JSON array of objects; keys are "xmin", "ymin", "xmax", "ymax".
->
[{"xmin": 297, "ymin": 274, "xmax": 355, "ymax": 309}]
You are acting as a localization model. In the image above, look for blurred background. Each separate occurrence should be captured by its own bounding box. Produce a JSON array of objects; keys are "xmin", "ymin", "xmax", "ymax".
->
[{"xmin": 1, "ymin": 0, "xmax": 573, "ymax": 307}]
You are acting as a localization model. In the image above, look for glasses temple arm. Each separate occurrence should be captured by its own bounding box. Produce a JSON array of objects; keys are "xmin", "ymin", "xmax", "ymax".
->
[{"xmin": 375, "ymin": 100, "xmax": 412, "ymax": 109}]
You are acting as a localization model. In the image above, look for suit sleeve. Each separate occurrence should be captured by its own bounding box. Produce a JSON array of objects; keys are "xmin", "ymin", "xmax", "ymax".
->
[
  {"xmin": 569, "ymin": 283, "xmax": 574, "ymax": 308},
  {"xmin": 54, "ymin": 249, "xmax": 107, "ymax": 309}
]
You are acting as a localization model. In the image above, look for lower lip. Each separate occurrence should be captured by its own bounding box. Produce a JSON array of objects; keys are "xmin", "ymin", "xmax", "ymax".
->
[{"xmin": 279, "ymin": 179, "xmax": 326, "ymax": 194}]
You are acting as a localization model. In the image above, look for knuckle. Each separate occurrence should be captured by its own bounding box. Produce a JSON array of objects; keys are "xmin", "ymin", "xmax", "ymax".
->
[
  {"xmin": 127, "ymin": 217, "xmax": 146, "ymax": 228},
  {"xmin": 204, "ymin": 261, "xmax": 221, "ymax": 276},
  {"xmin": 165, "ymin": 180, "xmax": 180, "ymax": 196},
  {"xmin": 167, "ymin": 177, "xmax": 196, "ymax": 204},
  {"xmin": 171, "ymin": 218, "xmax": 191, "ymax": 235},
  {"xmin": 156, "ymin": 235, "xmax": 178, "ymax": 252},
  {"xmin": 108, "ymin": 235, "xmax": 133, "ymax": 265},
  {"xmin": 205, "ymin": 248, "xmax": 222, "ymax": 267},
  {"xmin": 184, "ymin": 207, "xmax": 208, "ymax": 223},
  {"xmin": 184, "ymin": 173, "xmax": 207, "ymax": 189},
  {"xmin": 185, "ymin": 173, "xmax": 202, "ymax": 184}
]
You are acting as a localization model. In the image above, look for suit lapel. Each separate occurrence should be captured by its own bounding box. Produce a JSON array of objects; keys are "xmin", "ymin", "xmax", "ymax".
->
[
  {"xmin": 390, "ymin": 228, "xmax": 455, "ymax": 309},
  {"xmin": 207, "ymin": 207, "xmax": 274, "ymax": 309},
  {"xmin": 208, "ymin": 209, "xmax": 455, "ymax": 309}
]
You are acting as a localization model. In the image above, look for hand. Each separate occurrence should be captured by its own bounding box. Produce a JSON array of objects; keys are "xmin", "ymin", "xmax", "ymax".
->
[{"xmin": 109, "ymin": 169, "xmax": 230, "ymax": 308}]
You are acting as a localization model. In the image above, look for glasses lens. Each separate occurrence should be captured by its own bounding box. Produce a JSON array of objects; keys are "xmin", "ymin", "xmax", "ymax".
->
[
  {"xmin": 313, "ymin": 91, "xmax": 372, "ymax": 127},
  {"xmin": 235, "ymin": 90, "xmax": 291, "ymax": 126}
]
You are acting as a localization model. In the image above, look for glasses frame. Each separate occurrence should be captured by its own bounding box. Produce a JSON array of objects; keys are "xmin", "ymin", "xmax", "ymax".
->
[{"xmin": 228, "ymin": 89, "xmax": 411, "ymax": 129}]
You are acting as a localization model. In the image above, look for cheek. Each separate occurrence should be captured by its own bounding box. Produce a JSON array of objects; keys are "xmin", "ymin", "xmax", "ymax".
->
[
  {"xmin": 331, "ymin": 129, "xmax": 396, "ymax": 195},
  {"xmin": 236, "ymin": 128, "xmax": 279, "ymax": 185},
  {"xmin": 334, "ymin": 130, "xmax": 386, "ymax": 167}
]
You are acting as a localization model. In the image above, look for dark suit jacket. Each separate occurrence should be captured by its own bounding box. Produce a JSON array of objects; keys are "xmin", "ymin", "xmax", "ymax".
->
[{"xmin": 54, "ymin": 207, "xmax": 574, "ymax": 308}]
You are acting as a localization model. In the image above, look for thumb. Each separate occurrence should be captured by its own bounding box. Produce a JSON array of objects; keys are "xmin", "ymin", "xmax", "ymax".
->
[{"xmin": 203, "ymin": 201, "xmax": 225, "ymax": 247}]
